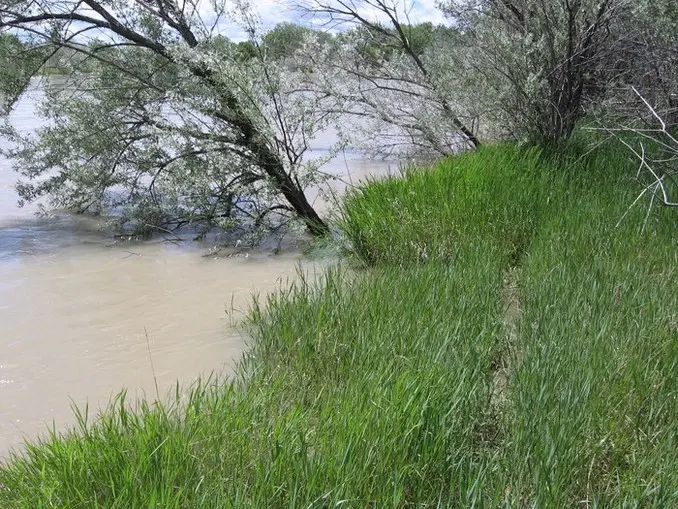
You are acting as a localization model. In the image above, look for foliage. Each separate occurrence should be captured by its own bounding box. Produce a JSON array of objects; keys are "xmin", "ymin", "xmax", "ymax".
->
[
  {"xmin": 333, "ymin": 22, "xmax": 438, "ymax": 66},
  {"xmin": 300, "ymin": 0, "xmax": 480, "ymax": 157},
  {"xmin": 0, "ymin": 2, "xmax": 334, "ymax": 237},
  {"xmin": 262, "ymin": 23, "xmax": 315, "ymax": 61},
  {"xmin": 294, "ymin": 0, "xmax": 677, "ymax": 151},
  {"xmin": 612, "ymin": 0, "xmax": 678, "ymax": 117},
  {"xmin": 437, "ymin": 0, "xmax": 613, "ymax": 144},
  {"xmin": 0, "ymin": 32, "xmax": 45, "ymax": 113},
  {"xmin": 436, "ymin": 0, "xmax": 678, "ymax": 146},
  {"xmin": 1, "ymin": 143, "xmax": 676, "ymax": 507}
]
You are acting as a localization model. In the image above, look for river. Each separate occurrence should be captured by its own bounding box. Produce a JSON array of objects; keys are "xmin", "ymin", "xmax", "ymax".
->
[{"xmin": 0, "ymin": 83, "xmax": 393, "ymax": 456}]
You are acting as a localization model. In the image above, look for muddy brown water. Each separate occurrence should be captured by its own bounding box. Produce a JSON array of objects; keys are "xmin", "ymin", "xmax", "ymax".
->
[{"xmin": 0, "ymin": 83, "xmax": 393, "ymax": 456}]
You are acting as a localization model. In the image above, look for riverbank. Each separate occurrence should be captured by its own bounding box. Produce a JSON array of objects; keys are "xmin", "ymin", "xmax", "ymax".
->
[
  {"xmin": 1, "ymin": 143, "xmax": 676, "ymax": 507},
  {"xmin": 0, "ymin": 80, "xmax": 392, "ymax": 456}
]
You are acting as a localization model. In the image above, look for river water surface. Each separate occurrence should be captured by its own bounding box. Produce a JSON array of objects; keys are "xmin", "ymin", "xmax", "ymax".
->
[{"xmin": 0, "ymin": 84, "xmax": 392, "ymax": 456}]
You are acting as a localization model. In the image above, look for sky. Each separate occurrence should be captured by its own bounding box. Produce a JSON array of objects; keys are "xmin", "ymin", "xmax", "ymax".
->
[
  {"xmin": 252, "ymin": 0, "xmax": 445, "ymax": 24},
  {"xmin": 203, "ymin": 0, "xmax": 449, "ymax": 40},
  {"xmin": 4, "ymin": 0, "xmax": 449, "ymax": 43}
]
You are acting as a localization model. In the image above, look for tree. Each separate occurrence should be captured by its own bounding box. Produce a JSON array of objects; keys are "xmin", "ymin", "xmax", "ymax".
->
[
  {"xmin": 263, "ymin": 23, "xmax": 313, "ymax": 61},
  {"xmin": 436, "ymin": 0, "xmax": 625, "ymax": 145},
  {"xmin": 438, "ymin": 0, "xmax": 678, "ymax": 147},
  {"xmin": 299, "ymin": 0, "xmax": 481, "ymax": 158},
  {"xmin": 0, "ymin": 1, "xmax": 332, "ymax": 236},
  {"xmin": 0, "ymin": 33, "xmax": 47, "ymax": 112}
]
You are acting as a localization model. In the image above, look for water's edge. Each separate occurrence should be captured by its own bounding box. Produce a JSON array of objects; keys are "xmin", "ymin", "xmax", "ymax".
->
[{"xmin": 0, "ymin": 84, "xmax": 391, "ymax": 456}]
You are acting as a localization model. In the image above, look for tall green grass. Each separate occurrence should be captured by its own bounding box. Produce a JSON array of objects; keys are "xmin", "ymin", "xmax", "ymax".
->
[
  {"xmin": 339, "ymin": 146, "xmax": 549, "ymax": 267},
  {"xmin": 339, "ymin": 142, "xmax": 678, "ymax": 506},
  {"xmin": 1, "ymin": 141, "xmax": 676, "ymax": 507},
  {"xmin": 0, "ymin": 257, "xmax": 507, "ymax": 507},
  {"xmin": 507, "ymin": 180, "xmax": 678, "ymax": 506}
]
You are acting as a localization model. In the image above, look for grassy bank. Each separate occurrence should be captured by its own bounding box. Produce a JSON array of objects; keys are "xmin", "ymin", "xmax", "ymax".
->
[{"xmin": 1, "ymin": 143, "xmax": 676, "ymax": 507}]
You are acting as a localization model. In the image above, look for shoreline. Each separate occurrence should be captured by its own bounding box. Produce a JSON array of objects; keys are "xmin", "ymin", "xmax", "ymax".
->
[{"xmin": 1, "ymin": 142, "xmax": 676, "ymax": 506}]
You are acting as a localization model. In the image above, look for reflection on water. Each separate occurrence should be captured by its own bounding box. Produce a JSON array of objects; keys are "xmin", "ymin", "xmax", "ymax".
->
[{"xmin": 0, "ymin": 82, "xmax": 393, "ymax": 456}]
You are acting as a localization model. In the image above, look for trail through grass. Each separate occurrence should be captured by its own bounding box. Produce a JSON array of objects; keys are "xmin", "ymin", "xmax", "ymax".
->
[{"xmin": 0, "ymin": 142, "xmax": 676, "ymax": 507}]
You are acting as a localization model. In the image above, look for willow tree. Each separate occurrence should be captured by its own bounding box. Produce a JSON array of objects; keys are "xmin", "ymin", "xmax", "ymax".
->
[
  {"xmin": 0, "ymin": 32, "xmax": 47, "ymax": 110},
  {"xmin": 439, "ymin": 0, "xmax": 675, "ymax": 145},
  {"xmin": 0, "ymin": 1, "xmax": 333, "ymax": 236},
  {"xmin": 298, "ymin": 0, "xmax": 481, "ymax": 159}
]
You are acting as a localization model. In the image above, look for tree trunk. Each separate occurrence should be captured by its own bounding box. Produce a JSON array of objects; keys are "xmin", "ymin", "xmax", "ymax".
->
[
  {"xmin": 254, "ymin": 139, "xmax": 330, "ymax": 236},
  {"xmin": 278, "ymin": 177, "xmax": 329, "ymax": 236},
  {"xmin": 200, "ymin": 69, "xmax": 331, "ymax": 236}
]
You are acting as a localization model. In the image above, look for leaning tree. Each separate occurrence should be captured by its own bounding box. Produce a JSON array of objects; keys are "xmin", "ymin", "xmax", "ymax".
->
[
  {"xmin": 297, "ymin": 0, "xmax": 481, "ymax": 159},
  {"xmin": 0, "ymin": 0, "xmax": 335, "ymax": 236}
]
